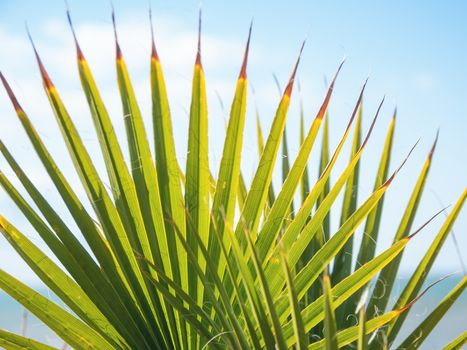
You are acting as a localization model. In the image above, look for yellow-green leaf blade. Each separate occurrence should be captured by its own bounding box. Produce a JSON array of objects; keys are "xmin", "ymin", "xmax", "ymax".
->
[
  {"xmin": 397, "ymin": 276, "xmax": 466, "ymax": 349},
  {"xmin": 207, "ymin": 26, "xmax": 250, "ymax": 315},
  {"xmin": 331, "ymin": 102, "xmax": 362, "ymax": 287},
  {"xmin": 368, "ymin": 133, "xmax": 438, "ymax": 316},
  {"xmin": 307, "ymin": 311, "xmax": 399, "ymax": 350},
  {"xmin": 235, "ymin": 43, "xmax": 305, "ymax": 251},
  {"xmin": 387, "ymin": 189, "xmax": 467, "ymax": 341},
  {"xmin": 442, "ymin": 331, "xmax": 467, "ymax": 350},
  {"xmin": 0, "ymin": 216, "xmax": 126, "ymax": 349},
  {"xmin": 1, "ymin": 68, "xmax": 159, "ymax": 349},
  {"xmin": 323, "ymin": 273, "xmax": 338, "ymax": 350},
  {"xmin": 0, "ymin": 269, "xmax": 115, "ymax": 350},
  {"xmin": 0, "ymin": 329, "xmax": 57, "ymax": 350},
  {"xmin": 113, "ymin": 25, "xmax": 178, "ymax": 347},
  {"xmin": 256, "ymin": 62, "xmax": 342, "ymax": 263},
  {"xmin": 282, "ymin": 235, "xmax": 410, "ymax": 344},
  {"xmin": 281, "ymin": 252, "xmax": 308, "ymax": 350},
  {"xmin": 30, "ymin": 36, "xmax": 162, "ymax": 346}
]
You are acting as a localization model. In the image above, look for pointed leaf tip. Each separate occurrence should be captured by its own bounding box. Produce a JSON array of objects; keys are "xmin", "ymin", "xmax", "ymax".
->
[
  {"xmin": 195, "ymin": 8, "xmax": 202, "ymax": 67},
  {"xmin": 65, "ymin": 8, "xmax": 85, "ymax": 61},
  {"xmin": 383, "ymin": 139, "xmax": 418, "ymax": 187},
  {"xmin": 355, "ymin": 78, "xmax": 369, "ymax": 106},
  {"xmin": 151, "ymin": 40, "xmax": 159, "ymax": 61},
  {"xmin": 407, "ymin": 206, "xmax": 450, "ymax": 240},
  {"xmin": 314, "ymin": 60, "xmax": 344, "ymax": 121},
  {"xmin": 111, "ymin": 7, "xmax": 123, "ymax": 60},
  {"xmin": 330, "ymin": 58, "xmax": 345, "ymax": 87},
  {"xmin": 361, "ymin": 96, "xmax": 384, "ymax": 148},
  {"xmin": 398, "ymin": 274, "xmax": 452, "ymax": 313},
  {"xmin": 149, "ymin": 8, "xmax": 160, "ymax": 61},
  {"xmin": 0, "ymin": 71, "xmax": 23, "ymax": 112},
  {"xmin": 333, "ymin": 78, "xmax": 366, "ymax": 133},
  {"xmin": 361, "ymin": 77, "xmax": 369, "ymax": 93},
  {"xmin": 26, "ymin": 28, "xmax": 54, "ymax": 89},
  {"xmin": 428, "ymin": 129, "xmax": 440, "ymax": 161},
  {"xmin": 284, "ymin": 40, "xmax": 306, "ymax": 97},
  {"xmin": 238, "ymin": 21, "xmax": 253, "ymax": 80}
]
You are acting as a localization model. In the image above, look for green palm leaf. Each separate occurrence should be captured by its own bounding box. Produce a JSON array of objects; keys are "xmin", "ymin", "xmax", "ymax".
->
[
  {"xmin": 367, "ymin": 132, "xmax": 439, "ymax": 318},
  {"xmin": 397, "ymin": 276, "xmax": 466, "ymax": 349},
  {"xmin": 0, "ymin": 10, "xmax": 463, "ymax": 350},
  {"xmin": 0, "ymin": 329, "xmax": 57, "ymax": 350},
  {"xmin": 387, "ymin": 189, "xmax": 467, "ymax": 342}
]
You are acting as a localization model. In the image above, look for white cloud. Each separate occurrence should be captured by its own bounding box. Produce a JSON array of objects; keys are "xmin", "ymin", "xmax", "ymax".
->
[{"xmin": 413, "ymin": 72, "xmax": 436, "ymax": 91}]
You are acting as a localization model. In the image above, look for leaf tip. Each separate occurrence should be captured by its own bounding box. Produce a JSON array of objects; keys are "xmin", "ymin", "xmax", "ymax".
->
[
  {"xmin": 149, "ymin": 8, "xmax": 160, "ymax": 62},
  {"xmin": 382, "ymin": 139, "xmax": 418, "ymax": 187},
  {"xmin": 238, "ymin": 20, "xmax": 253, "ymax": 80},
  {"xmin": 26, "ymin": 26, "xmax": 54, "ymax": 90},
  {"xmin": 0, "ymin": 71, "xmax": 24, "ymax": 112},
  {"xmin": 428, "ymin": 128, "xmax": 440, "ymax": 162},
  {"xmin": 284, "ymin": 40, "xmax": 305, "ymax": 97},
  {"xmin": 407, "ymin": 205, "xmax": 450, "ymax": 240},
  {"xmin": 398, "ymin": 274, "xmax": 452, "ymax": 313},
  {"xmin": 195, "ymin": 8, "xmax": 202, "ymax": 68},
  {"xmin": 111, "ymin": 5, "xmax": 123, "ymax": 60},
  {"xmin": 361, "ymin": 95, "xmax": 384, "ymax": 148},
  {"xmin": 315, "ymin": 60, "xmax": 344, "ymax": 121},
  {"xmin": 65, "ymin": 6, "xmax": 85, "ymax": 61}
]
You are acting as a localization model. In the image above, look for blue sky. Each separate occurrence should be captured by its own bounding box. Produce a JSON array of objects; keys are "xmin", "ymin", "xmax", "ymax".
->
[{"xmin": 0, "ymin": 0, "xmax": 466, "ymax": 285}]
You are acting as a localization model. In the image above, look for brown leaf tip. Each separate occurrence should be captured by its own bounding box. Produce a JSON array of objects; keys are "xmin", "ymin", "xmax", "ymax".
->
[
  {"xmin": 111, "ymin": 7, "xmax": 123, "ymax": 60},
  {"xmin": 26, "ymin": 27, "xmax": 54, "ymax": 89},
  {"xmin": 428, "ymin": 128, "xmax": 440, "ymax": 161},
  {"xmin": 284, "ymin": 40, "xmax": 306, "ymax": 97},
  {"xmin": 407, "ymin": 206, "xmax": 449, "ymax": 240},
  {"xmin": 77, "ymin": 46, "xmax": 85, "ymax": 61},
  {"xmin": 338, "ymin": 79, "xmax": 367, "ymax": 143},
  {"xmin": 151, "ymin": 41, "xmax": 160, "ymax": 61},
  {"xmin": 195, "ymin": 53, "xmax": 202, "ymax": 67},
  {"xmin": 329, "ymin": 58, "xmax": 346, "ymax": 89},
  {"xmin": 316, "ymin": 60, "xmax": 345, "ymax": 121},
  {"xmin": 66, "ymin": 9, "xmax": 85, "ymax": 61},
  {"xmin": 0, "ymin": 71, "xmax": 24, "ymax": 112},
  {"xmin": 239, "ymin": 20, "xmax": 253, "ymax": 80},
  {"xmin": 195, "ymin": 9, "xmax": 202, "ymax": 68},
  {"xmin": 398, "ymin": 274, "xmax": 452, "ymax": 313},
  {"xmin": 361, "ymin": 94, "xmax": 384, "ymax": 148},
  {"xmin": 383, "ymin": 139, "xmax": 418, "ymax": 187},
  {"xmin": 149, "ymin": 8, "xmax": 160, "ymax": 62}
]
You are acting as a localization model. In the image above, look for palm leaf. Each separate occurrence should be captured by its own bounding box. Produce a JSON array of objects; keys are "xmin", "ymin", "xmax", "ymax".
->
[
  {"xmin": 282, "ymin": 251, "xmax": 308, "ymax": 350},
  {"xmin": 256, "ymin": 61, "xmax": 343, "ymax": 262},
  {"xmin": 442, "ymin": 332, "xmax": 467, "ymax": 350},
  {"xmin": 397, "ymin": 276, "xmax": 466, "ymax": 349},
  {"xmin": 0, "ymin": 11, "xmax": 463, "ymax": 349},
  {"xmin": 367, "ymin": 132, "xmax": 439, "ymax": 317},
  {"xmin": 0, "ymin": 215, "xmax": 124, "ymax": 348},
  {"xmin": 387, "ymin": 189, "xmax": 467, "ymax": 342},
  {"xmin": 0, "ymin": 269, "xmax": 116, "ymax": 350},
  {"xmin": 323, "ymin": 273, "xmax": 338, "ymax": 350},
  {"xmin": 0, "ymin": 329, "xmax": 57, "ymax": 350},
  {"xmin": 206, "ymin": 23, "xmax": 251, "ymax": 299},
  {"xmin": 331, "ymin": 101, "xmax": 362, "ymax": 287}
]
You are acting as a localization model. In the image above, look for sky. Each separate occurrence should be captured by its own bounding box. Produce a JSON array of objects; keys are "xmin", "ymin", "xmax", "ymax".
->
[{"xmin": 0, "ymin": 0, "xmax": 466, "ymax": 287}]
